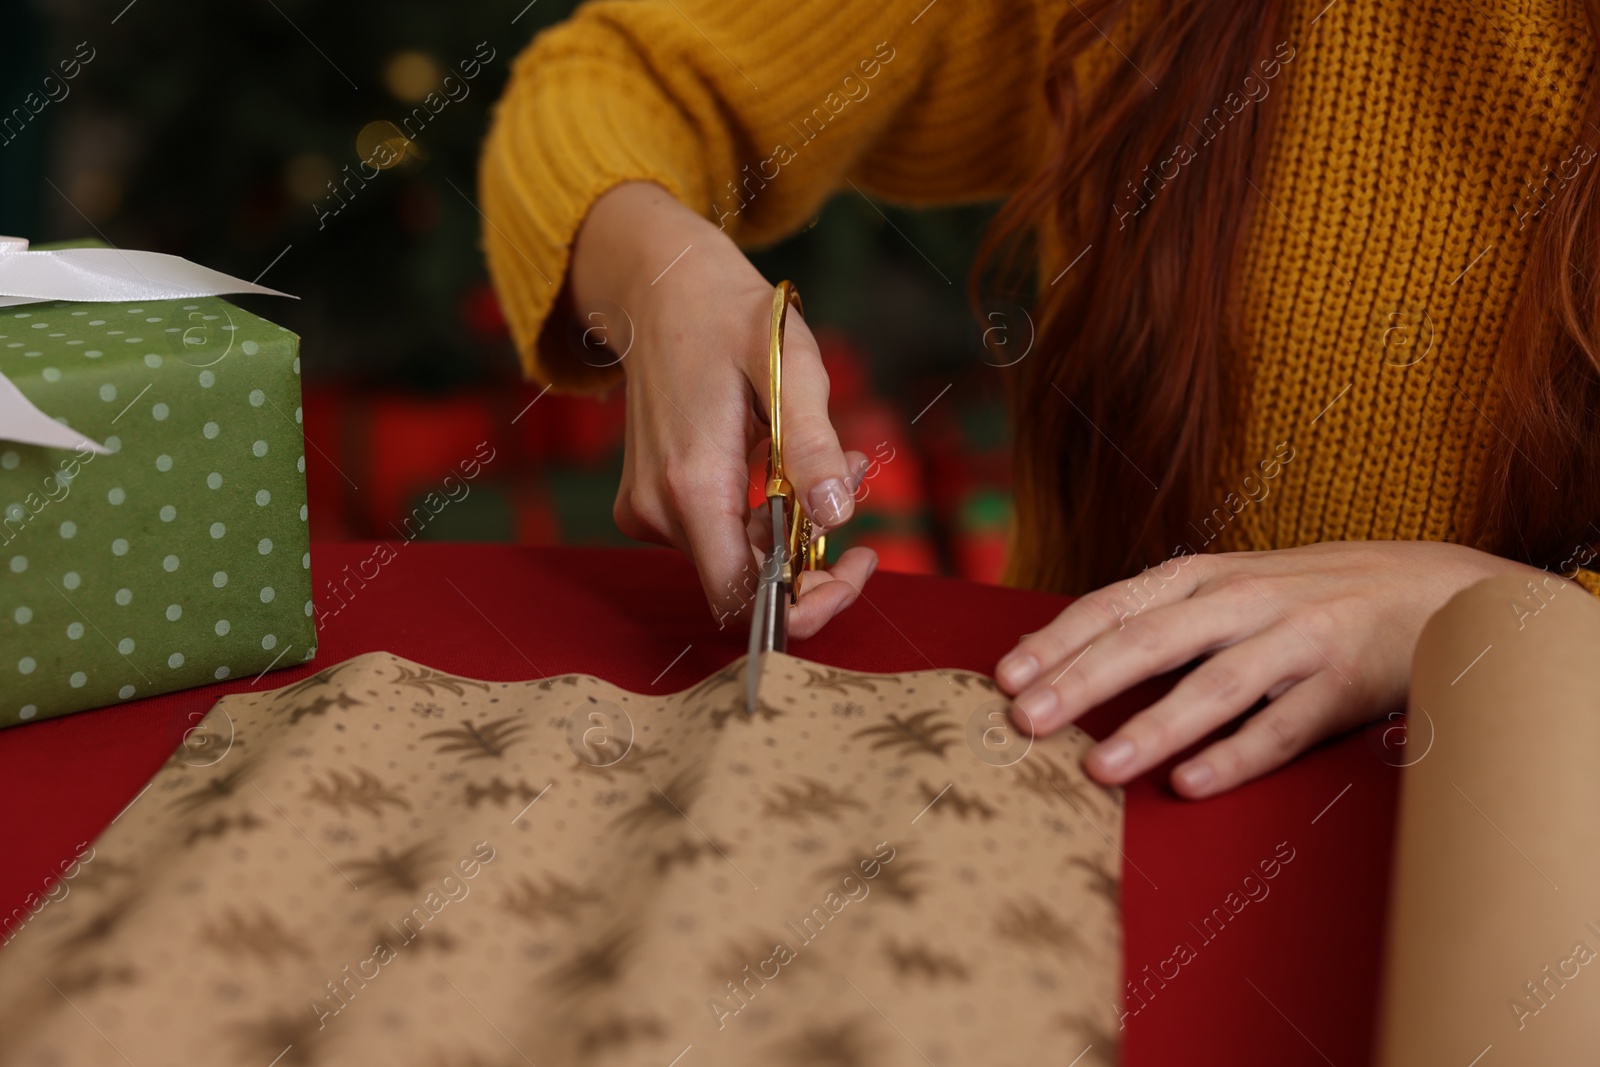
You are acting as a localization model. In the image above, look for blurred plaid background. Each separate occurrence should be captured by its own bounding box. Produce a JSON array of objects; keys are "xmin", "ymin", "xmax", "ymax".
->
[{"xmin": 1, "ymin": 0, "xmax": 1013, "ymax": 582}]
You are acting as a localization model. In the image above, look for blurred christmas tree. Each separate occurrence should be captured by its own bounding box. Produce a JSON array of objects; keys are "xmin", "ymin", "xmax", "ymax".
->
[
  {"xmin": 11, "ymin": 0, "xmax": 590, "ymax": 388},
  {"xmin": 2, "ymin": 0, "xmax": 1015, "ymax": 576},
  {"xmin": 9, "ymin": 0, "xmax": 998, "ymax": 394}
]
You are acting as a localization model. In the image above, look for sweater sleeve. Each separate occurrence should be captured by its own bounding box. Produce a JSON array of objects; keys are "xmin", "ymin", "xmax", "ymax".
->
[{"xmin": 478, "ymin": 0, "xmax": 1053, "ymax": 392}]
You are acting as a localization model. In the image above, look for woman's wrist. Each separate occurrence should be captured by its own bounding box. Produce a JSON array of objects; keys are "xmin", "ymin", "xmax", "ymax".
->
[
  {"xmin": 570, "ymin": 182, "xmax": 747, "ymax": 313},
  {"xmin": 570, "ymin": 180, "xmax": 774, "ymax": 379}
]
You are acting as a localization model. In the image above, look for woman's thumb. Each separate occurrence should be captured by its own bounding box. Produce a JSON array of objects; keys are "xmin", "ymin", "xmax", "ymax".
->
[{"xmin": 774, "ymin": 314, "xmax": 855, "ymax": 530}]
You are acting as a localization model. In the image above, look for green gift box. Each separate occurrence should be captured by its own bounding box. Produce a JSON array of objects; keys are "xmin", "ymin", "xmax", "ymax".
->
[{"xmin": 0, "ymin": 293, "xmax": 314, "ymax": 726}]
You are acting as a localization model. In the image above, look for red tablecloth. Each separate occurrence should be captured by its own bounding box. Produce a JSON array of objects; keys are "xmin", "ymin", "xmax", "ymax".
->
[{"xmin": 0, "ymin": 543, "xmax": 1398, "ymax": 1065}]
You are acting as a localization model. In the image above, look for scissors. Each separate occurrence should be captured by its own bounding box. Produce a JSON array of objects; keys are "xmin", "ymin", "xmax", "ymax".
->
[{"xmin": 746, "ymin": 280, "xmax": 827, "ymax": 713}]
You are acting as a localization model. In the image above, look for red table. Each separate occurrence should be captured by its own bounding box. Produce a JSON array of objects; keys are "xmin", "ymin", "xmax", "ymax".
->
[{"xmin": 0, "ymin": 543, "xmax": 1398, "ymax": 1065}]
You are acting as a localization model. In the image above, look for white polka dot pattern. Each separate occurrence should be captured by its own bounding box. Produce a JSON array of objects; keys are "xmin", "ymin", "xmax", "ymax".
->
[{"xmin": 0, "ymin": 295, "xmax": 313, "ymax": 726}]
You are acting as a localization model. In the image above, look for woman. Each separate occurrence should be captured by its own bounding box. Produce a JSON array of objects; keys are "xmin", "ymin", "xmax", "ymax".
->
[{"xmin": 479, "ymin": 0, "xmax": 1600, "ymax": 799}]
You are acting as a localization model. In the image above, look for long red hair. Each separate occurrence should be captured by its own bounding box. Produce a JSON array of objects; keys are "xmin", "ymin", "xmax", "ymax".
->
[{"xmin": 978, "ymin": 0, "xmax": 1600, "ymax": 592}]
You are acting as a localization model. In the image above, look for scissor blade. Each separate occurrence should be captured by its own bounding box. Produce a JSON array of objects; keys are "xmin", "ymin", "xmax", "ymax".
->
[
  {"xmin": 769, "ymin": 495, "xmax": 788, "ymax": 654},
  {"xmin": 746, "ymin": 577, "xmax": 767, "ymax": 714},
  {"xmin": 745, "ymin": 495, "xmax": 789, "ymax": 714}
]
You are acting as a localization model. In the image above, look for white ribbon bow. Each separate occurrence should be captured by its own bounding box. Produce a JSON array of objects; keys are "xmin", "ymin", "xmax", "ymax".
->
[{"xmin": 0, "ymin": 237, "xmax": 294, "ymax": 454}]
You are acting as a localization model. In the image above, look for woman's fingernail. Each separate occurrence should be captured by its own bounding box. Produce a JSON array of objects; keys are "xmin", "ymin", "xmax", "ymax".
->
[
  {"xmin": 1175, "ymin": 762, "xmax": 1214, "ymax": 795},
  {"xmin": 846, "ymin": 458, "xmax": 871, "ymax": 493},
  {"xmin": 996, "ymin": 653, "xmax": 1039, "ymax": 690},
  {"xmin": 865, "ymin": 553, "xmax": 879, "ymax": 580},
  {"xmin": 1092, "ymin": 738, "xmax": 1135, "ymax": 774},
  {"xmin": 807, "ymin": 479, "xmax": 852, "ymax": 528},
  {"xmin": 1012, "ymin": 687, "xmax": 1060, "ymax": 730}
]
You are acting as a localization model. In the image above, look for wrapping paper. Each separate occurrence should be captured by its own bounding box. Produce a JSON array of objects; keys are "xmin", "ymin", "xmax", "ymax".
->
[
  {"xmin": 0, "ymin": 238, "xmax": 291, "ymax": 452},
  {"xmin": 0, "ymin": 650, "xmax": 1123, "ymax": 1067},
  {"xmin": 0, "ymin": 293, "xmax": 313, "ymax": 726},
  {"xmin": 1378, "ymin": 573, "xmax": 1600, "ymax": 1065}
]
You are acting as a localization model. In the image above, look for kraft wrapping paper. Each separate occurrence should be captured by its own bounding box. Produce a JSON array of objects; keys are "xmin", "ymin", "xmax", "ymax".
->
[
  {"xmin": 0, "ymin": 651, "xmax": 1124, "ymax": 1067},
  {"xmin": 1378, "ymin": 574, "xmax": 1600, "ymax": 1065}
]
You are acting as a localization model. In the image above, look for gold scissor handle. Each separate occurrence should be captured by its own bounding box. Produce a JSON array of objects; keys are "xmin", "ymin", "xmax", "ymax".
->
[
  {"xmin": 765, "ymin": 280, "xmax": 827, "ymax": 596},
  {"xmin": 766, "ymin": 281, "xmax": 803, "ymax": 497}
]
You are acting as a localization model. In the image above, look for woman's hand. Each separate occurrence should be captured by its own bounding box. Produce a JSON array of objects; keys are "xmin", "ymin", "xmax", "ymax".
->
[
  {"xmin": 569, "ymin": 181, "xmax": 877, "ymax": 637},
  {"xmin": 994, "ymin": 541, "xmax": 1552, "ymax": 797}
]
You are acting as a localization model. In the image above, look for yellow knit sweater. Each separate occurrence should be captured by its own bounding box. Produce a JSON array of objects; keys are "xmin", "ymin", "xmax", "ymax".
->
[{"xmin": 478, "ymin": 0, "xmax": 1600, "ymax": 588}]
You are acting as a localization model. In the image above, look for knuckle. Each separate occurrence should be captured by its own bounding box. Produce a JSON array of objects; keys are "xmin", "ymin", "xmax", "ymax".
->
[
  {"xmin": 611, "ymin": 494, "xmax": 634, "ymax": 535},
  {"xmin": 1209, "ymin": 571, "xmax": 1259, "ymax": 602},
  {"xmin": 1197, "ymin": 660, "xmax": 1246, "ymax": 706},
  {"xmin": 1018, "ymin": 627, "xmax": 1070, "ymax": 672},
  {"xmin": 629, "ymin": 516, "xmax": 667, "ymax": 543},
  {"xmin": 661, "ymin": 460, "xmax": 714, "ymax": 513},
  {"xmin": 781, "ymin": 421, "xmax": 840, "ymax": 470},
  {"xmin": 1156, "ymin": 551, "xmax": 1196, "ymax": 579},
  {"xmin": 619, "ymin": 476, "xmax": 682, "ymax": 541},
  {"xmin": 1208, "ymin": 742, "xmax": 1249, "ymax": 783},
  {"xmin": 1324, "ymin": 655, "xmax": 1362, "ymax": 694},
  {"xmin": 659, "ymin": 458, "xmax": 692, "ymax": 499},
  {"xmin": 787, "ymin": 321, "xmax": 824, "ymax": 360},
  {"xmin": 1127, "ymin": 568, "xmax": 1170, "ymax": 603},
  {"xmin": 1129, "ymin": 713, "xmax": 1171, "ymax": 756},
  {"xmin": 1291, "ymin": 602, "xmax": 1341, "ymax": 643},
  {"xmin": 614, "ymin": 485, "xmax": 648, "ymax": 533},
  {"xmin": 1083, "ymin": 589, "xmax": 1133, "ymax": 631},
  {"xmin": 1259, "ymin": 709, "xmax": 1303, "ymax": 757},
  {"xmin": 796, "ymin": 360, "xmax": 832, "ymax": 402},
  {"xmin": 1122, "ymin": 615, "xmax": 1167, "ymax": 658},
  {"xmin": 1057, "ymin": 660, "xmax": 1094, "ymax": 703}
]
